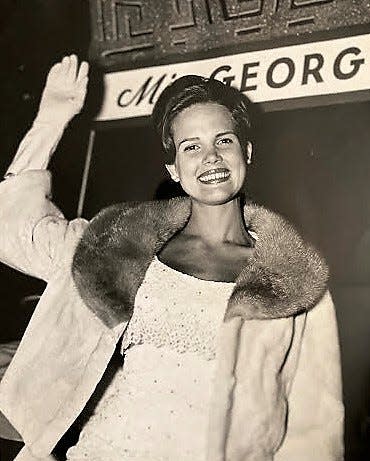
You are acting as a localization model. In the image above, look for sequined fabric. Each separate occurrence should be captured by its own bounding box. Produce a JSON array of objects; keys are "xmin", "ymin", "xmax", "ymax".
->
[{"xmin": 67, "ymin": 257, "xmax": 234, "ymax": 461}]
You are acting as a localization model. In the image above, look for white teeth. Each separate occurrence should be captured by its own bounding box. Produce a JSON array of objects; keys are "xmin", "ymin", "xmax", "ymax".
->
[{"xmin": 199, "ymin": 171, "xmax": 229, "ymax": 182}]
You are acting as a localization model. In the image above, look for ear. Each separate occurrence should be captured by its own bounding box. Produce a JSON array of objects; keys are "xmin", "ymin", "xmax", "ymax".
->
[
  {"xmin": 165, "ymin": 164, "xmax": 180, "ymax": 182},
  {"xmin": 246, "ymin": 141, "xmax": 253, "ymax": 164}
]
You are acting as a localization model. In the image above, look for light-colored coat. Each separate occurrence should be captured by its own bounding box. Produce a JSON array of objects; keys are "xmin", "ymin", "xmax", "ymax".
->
[{"xmin": 0, "ymin": 170, "xmax": 344, "ymax": 461}]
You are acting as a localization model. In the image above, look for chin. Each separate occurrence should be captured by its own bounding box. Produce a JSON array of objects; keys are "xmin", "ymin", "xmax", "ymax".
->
[
  {"xmin": 190, "ymin": 189, "xmax": 241, "ymax": 206},
  {"xmin": 181, "ymin": 178, "xmax": 244, "ymax": 205}
]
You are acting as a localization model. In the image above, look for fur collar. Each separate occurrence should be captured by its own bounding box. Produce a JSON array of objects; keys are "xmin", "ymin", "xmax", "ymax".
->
[{"xmin": 72, "ymin": 197, "xmax": 328, "ymax": 328}]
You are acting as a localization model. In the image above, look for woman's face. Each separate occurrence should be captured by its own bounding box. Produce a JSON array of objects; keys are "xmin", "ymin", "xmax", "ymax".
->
[{"xmin": 166, "ymin": 102, "xmax": 251, "ymax": 206}]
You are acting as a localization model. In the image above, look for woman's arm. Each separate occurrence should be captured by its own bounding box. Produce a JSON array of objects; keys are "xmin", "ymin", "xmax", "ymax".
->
[
  {"xmin": 0, "ymin": 55, "xmax": 89, "ymax": 280},
  {"xmin": 5, "ymin": 54, "xmax": 88, "ymax": 176},
  {"xmin": 275, "ymin": 291, "xmax": 344, "ymax": 461}
]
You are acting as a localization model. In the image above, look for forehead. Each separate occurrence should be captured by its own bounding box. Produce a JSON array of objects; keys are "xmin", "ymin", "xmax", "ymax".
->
[{"xmin": 171, "ymin": 103, "xmax": 234, "ymax": 142}]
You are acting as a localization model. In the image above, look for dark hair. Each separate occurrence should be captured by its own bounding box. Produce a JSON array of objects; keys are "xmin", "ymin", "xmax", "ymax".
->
[{"xmin": 152, "ymin": 75, "xmax": 253, "ymax": 164}]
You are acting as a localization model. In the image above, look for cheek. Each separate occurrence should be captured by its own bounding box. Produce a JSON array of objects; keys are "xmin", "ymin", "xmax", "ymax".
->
[
  {"xmin": 233, "ymin": 149, "xmax": 247, "ymax": 172},
  {"xmin": 236, "ymin": 160, "xmax": 246, "ymax": 183},
  {"xmin": 234, "ymin": 154, "xmax": 247, "ymax": 186},
  {"xmin": 175, "ymin": 155, "xmax": 196, "ymax": 177},
  {"xmin": 240, "ymin": 163, "xmax": 247, "ymax": 183},
  {"xmin": 172, "ymin": 153, "xmax": 183, "ymax": 177}
]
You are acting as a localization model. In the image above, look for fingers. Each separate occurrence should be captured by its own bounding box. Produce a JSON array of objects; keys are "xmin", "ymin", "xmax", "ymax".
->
[
  {"xmin": 77, "ymin": 77, "xmax": 89, "ymax": 96},
  {"xmin": 77, "ymin": 60, "xmax": 89, "ymax": 83},
  {"xmin": 47, "ymin": 55, "xmax": 89, "ymax": 85},
  {"xmin": 46, "ymin": 62, "xmax": 62, "ymax": 83},
  {"xmin": 67, "ymin": 54, "xmax": 78, "ymax": 82},
  {"xmin": 45, "ymin": 56, "xmax": 69, "ymax": 86},
  {"xmin": 61, "ymin": 55, "xmax": 71, "ymax": 78}
]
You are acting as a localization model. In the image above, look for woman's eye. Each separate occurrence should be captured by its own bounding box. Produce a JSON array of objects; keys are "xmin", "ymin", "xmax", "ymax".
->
[
  {"xmin": 217, "ymin": 137, "xmax": 233, "ymax": 145},
  {"xmin": 183, "ymin": 144, "xmax": 199, "ymax": 152}
]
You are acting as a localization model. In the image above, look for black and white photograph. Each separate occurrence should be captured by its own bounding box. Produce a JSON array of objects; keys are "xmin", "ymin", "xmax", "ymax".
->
[{"xmin": 0, "ymin": 1, "xmax": 369, "ymax": 460}]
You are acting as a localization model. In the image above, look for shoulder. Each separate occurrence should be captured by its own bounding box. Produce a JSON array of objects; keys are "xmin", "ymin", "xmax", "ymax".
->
[
  {"xmin": 82, "ymin": 197, "xmax": 191, "ymax": 242},
  {"xmin": 244, "ymin": 202, "xmax": 327, "ymax": 274},
  {"xmin": 227, "ymin": 202, "xmax": 330, "ymax": 320}
]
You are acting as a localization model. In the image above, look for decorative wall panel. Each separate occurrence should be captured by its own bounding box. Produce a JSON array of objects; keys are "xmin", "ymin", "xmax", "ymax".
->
[{"xmin": 89, "ymin": 0, "xmax": 370, "ymax": 69}]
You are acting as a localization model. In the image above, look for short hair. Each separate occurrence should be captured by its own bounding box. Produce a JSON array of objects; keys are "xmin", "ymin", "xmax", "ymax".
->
[{"xmin": 152, "ymin": 75, "xmax": 253, "ymax": 164}]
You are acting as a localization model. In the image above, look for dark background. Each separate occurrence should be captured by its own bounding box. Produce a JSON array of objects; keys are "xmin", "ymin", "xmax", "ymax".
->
[{"xmin": 0, "ymin": 1, "xmax": 369, "ymax": 460}]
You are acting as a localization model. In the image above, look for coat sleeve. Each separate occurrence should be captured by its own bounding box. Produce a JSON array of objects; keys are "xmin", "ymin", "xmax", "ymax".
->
[
  {"xmin": 0, "ymin": 341, "xmax": 22, "ymax": 441},
  {"xmin": 275, "ymin": 291, "xmax": 344, "ymax": 461},
  {"xmin": 0, "ymin": 116, "xmax": 88, "ymax": 281},
  {"xmin": 0, "ymin": 170, "xmax": 88, "ymax": 281},
  {"xmin": 5, "ymin": 121, "xmax": 66, "ymax": 177}
]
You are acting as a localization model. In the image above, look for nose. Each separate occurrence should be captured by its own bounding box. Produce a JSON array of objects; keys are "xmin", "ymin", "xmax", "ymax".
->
[{"xmin": 203, "ymin": 146, "xmax": 222, "ymax": 164}]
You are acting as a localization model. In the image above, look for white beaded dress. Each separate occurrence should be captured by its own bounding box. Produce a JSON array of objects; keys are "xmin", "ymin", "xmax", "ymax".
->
[{"xmin": 66, "ymin": 256, "xmax": 235, "ymax": 461}]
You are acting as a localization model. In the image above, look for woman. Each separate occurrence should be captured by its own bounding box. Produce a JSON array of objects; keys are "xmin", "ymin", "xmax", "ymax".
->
[{"xmin": 0, "ymin": 56, "xmax": 343, "ymax": 461}]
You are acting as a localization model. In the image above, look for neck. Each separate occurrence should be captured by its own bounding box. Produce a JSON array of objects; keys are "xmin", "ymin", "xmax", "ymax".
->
[{"xmin": 185, "ymin": 196, "xmax": 248, "ymax": 245}]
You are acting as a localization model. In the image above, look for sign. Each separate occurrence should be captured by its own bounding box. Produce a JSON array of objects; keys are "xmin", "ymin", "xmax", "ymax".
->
[{"xmin": 95, "ymin": 33, "xmax": 370, "ymax": 121}]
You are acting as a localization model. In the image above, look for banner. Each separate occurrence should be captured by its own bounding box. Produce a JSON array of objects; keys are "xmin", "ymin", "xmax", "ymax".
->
[{"xmin": 95, "ymin": 33, "xmax": 370, "ymax": 121}]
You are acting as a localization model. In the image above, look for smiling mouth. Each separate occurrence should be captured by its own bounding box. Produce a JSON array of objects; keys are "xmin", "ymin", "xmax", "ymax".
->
[{"xmin": 197, "ymin": 168, "xmax": 231, "ymax": 184}]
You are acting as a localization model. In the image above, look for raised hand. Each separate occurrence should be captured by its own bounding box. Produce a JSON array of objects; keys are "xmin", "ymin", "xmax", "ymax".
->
[{"xmin": 35, "ymin": 54, "xmax": 89, "ymax": 126}]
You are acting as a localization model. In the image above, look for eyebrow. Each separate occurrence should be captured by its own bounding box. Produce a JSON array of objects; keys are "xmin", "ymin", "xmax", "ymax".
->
[
  {"xmin": 216, "ymin": 131, "xmax": 236, "ymax": 138},
  {"xmin": 178, "ymin": 137, "xmax": 200, "ymax": 149},
  {"xmin": 178, "ymin": 131, "xmax": 236, "ymax": 149}
]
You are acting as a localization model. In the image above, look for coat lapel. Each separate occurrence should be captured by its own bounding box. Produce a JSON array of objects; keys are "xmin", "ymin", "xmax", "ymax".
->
[
  {"xmin": 72, "ymin": 198, "xmax": 328, "ymax": 327},
  {"xmin": 227, "ymin": 203, "xmax": 329, "ymax": 319},
  {"xmin": 72, "ymin": 198, "xmax": 191, "ymax": 328}
]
